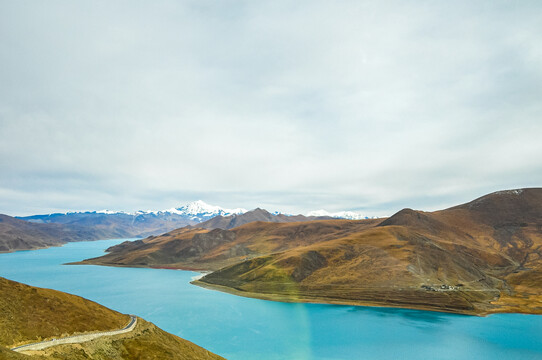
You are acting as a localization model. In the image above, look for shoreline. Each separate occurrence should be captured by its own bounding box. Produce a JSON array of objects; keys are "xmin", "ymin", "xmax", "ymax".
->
[
  {"xmin": 72, "ymin": 260, "xmax": 542, "ymax": 317},
  {"xmin": 65, "ymin": 261, "xmax": 211, "ymax": 272},
  {"xmin": 191, "ymin": 280, "xmax": 541, "ymax": 317},
  {"xmin": 191, "ymin": 279, "xmax": 484, "ymax": 316},
  {"xmin": 0, "ymin": 243, "xmax": 64, "ymax": 254},
  {"xmin": 1, "ymin": 237, "xmax": 141, "ymax": 255}
]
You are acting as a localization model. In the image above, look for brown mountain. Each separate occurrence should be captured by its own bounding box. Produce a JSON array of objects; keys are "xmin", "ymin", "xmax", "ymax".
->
[
  {"xmin": 0, "ymin": 214, "xmax": 119, "ymax": 253},
  {"xmin": 77, "ymin": 218, "xmax": 381, "ymax": 270},
  {"xmin": 0, "ymin": 210, "xmax": 199, "ymax": 253},
  {"xmin": 0, "ymin": 277, "xmax": 224, "ymax": 360},
  {"xmin": 191, "ymin": 208, "xmax": 333, "ymax": 230},
  {"xmin": 19, "ymin": 211, "xmax": 198, "ymax": 239},
  {"xmin": 78, "ymin": 188, "xmax": 542, "ymax": 315}
]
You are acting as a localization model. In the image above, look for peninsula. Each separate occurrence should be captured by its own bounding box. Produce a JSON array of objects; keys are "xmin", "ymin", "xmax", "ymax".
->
[{"xmin": 77, "ymin": 188, "xmax": 542, "ymax": 316}]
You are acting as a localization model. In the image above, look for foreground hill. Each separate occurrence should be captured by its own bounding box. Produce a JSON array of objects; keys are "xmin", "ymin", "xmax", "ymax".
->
[
  {"xmin": 0, "ymin": 277, "xmax": 224, "ymax": 360},
  {"xmin": 78, "ymin": 188, "xmax": 542, "ymax": 315},
  {"xmin": 0, "ymin": 214, "xmax": 120, "ymax": 253}
]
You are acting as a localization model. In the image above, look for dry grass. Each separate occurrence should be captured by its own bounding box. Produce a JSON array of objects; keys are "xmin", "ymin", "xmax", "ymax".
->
[
  {"xmin": 0, "ymin": 277, "xmax": 128, "ymax": 348},
  {"xmin": 1, "ymin": 278, "xmax": 224, "ymax": 359},
  {"xmin": 22, "ymin": 319, "xmax": 224, "ymax": 360}
]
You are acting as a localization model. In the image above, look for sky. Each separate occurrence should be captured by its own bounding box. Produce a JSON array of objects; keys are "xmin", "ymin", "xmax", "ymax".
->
[{"xmin": 1, "ymin": 1, "xmax": 541, "ymax": 217}]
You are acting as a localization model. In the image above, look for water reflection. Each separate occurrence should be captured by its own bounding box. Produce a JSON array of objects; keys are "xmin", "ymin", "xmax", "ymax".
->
[{"xmin": 346, "ymin": 305, "xmax": 463, "ymax": 324}]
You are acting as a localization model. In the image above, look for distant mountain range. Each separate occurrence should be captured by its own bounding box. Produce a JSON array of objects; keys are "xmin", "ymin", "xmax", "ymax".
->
[
  {"xmin": 20, "ymin": 200, "xmax": 247, "ymax": 225},
  {"xmin": 1, "ymin": 201, "xmax": 368, "ymax": 252},
  {"xmin": 0, "ymin": 214, "xmax": 117, "ymax": 253},
  {"xmin": 19, "ymin": 200, "xmax": 368, "ymax": 222},
  {"xmin": 305, "ymin": 209, "xmax": 369, "ymax": 220}
]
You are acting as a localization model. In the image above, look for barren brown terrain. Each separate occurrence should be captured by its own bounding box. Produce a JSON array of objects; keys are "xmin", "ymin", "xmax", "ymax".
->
[
  {"xmin": 0, "ymin": 277, "xmax": 224, "ymax": 359},
  {"xmin": 79, "ymin": 188, "xmax": 542, "ymax": 315}
]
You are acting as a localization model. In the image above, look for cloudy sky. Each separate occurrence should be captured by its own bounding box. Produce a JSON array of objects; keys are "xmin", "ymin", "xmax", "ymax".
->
[{"xmin": 1, "ymin": 1, "xmax": 541, "ymax": 217}]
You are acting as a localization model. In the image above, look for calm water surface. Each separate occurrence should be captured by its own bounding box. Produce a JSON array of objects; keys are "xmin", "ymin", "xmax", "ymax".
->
[{"xmin": 1, "ymin": 239, "xmax": 541, "ymax": 360}]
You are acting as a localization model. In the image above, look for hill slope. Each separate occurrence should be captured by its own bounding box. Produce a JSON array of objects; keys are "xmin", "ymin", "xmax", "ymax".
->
[
  {"xmin": 77, "ymin": 218, "xmax": 381, "ymax": 271},
  {"xmin": 0, "ymin": 277, "xmax": 224, "ymax": 359},
  {"xmin": 78, "ymin": 188, "xmax": 542, "ymax": 315},
  {"xmin": 0, "ymin": 214, "xmax": 121, "ymax": 253},
  {"xmin": 18, "ymin": 211, "xmax": 196, "ymax": 239}
]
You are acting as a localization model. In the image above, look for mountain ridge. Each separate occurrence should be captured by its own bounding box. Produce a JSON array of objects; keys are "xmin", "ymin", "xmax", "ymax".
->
[
  {"xmin": 18, "ymin": 200, "xmax": 246, "ymax": 228},
  {"xmin": 18, "ymin": 200, "xmax": 369, "ymax": 223},
  {"xmin": 189, "ymin": 207, "xmax": 337, "ymax": 230}
]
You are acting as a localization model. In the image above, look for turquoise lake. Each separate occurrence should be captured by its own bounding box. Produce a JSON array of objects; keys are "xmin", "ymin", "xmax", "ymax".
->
[{"xmin": 1, "ymin": 239, "xmax": 541, "ymax": 360}]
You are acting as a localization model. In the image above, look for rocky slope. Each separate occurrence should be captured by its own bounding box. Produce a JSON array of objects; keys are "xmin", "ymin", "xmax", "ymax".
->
[
  {"xmin": 78, "ymin": 188, "xmax": 542, "ymax": 315},
  {"xmin": 0, "ymin": 277, "xmax": 224, "ymax": 360}
]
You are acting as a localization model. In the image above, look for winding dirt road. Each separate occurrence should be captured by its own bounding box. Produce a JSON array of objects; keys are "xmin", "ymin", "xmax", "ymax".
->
[{"xmin": 11, "ymin": 315, "xmax": 137, "ymax": 352}]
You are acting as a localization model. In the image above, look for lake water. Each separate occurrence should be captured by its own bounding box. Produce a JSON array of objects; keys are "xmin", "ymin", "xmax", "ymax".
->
[{"xmin": 1, "ymin": 239, "xmax": 541, "ymax": 360}]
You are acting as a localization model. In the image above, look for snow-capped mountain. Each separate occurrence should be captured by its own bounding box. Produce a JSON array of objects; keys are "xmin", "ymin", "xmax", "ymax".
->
[
  {"xmin": 164, "ymin": 200, "xmax": 247, "ymax": 222},
  {"xmin": 19, "ymin": 201, "xmax": 372, "ymax": 239},
  {"xmin": 306, "ymin": 209, "xmax": 369, "ymax": 220},
  {"xmin": 83, "ymin": 201, "xmax": 247, "ymax": 222},
  {"xmin": 17, "ymin": 200, "xmax": 248, "ymax": 238},
  {"xmin": 95, "ymin": 209, "xmax": 130, "ymax": 215},
  {"xmin": 22, "ymin": 201, "xmax": 371, "ymax": 222},
  {"xmin": 17, "ymin": 201, "xmax": 377, "ymax": 243}
]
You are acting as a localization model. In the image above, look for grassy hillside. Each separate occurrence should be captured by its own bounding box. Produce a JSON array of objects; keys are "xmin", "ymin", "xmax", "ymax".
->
[
  {"xmin": 0, "ymin": 277, "xmax": 224, "ymax": 359},
  {"xmin": 0, "ymin": 277, "xmax": 128, "ymax": 348},
  {"xmin": 15, "ymin": 318, "xmax": 224, "ymax": 360}
]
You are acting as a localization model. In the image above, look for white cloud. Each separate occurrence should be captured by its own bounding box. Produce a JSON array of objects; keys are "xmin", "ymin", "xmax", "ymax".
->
[{"xmin": 1, "ymin": 0, "xmax": 541, "ymax": 215}]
